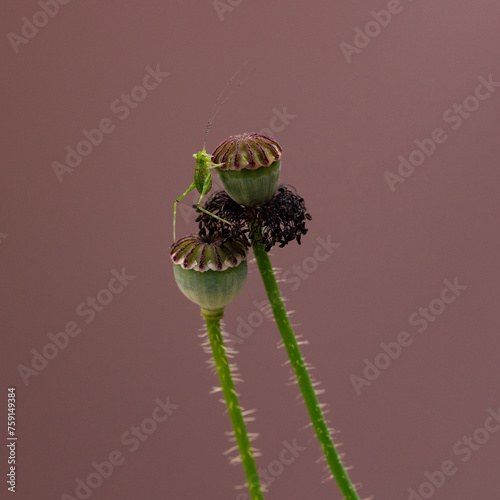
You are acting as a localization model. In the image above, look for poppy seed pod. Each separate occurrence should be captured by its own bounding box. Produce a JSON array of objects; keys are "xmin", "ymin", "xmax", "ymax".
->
[
  {"xmin": 170, "ymin": 233, "xmax": 248, "ymax": 313},
  {"xmin": 212, "ymin": 132, "xmax": 282, "ymax": 207}
]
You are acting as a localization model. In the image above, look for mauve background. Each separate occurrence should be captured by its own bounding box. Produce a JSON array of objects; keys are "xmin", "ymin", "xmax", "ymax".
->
[{"xmin": 2, "ymin": 1, "xmax": 500, "ymax": 499}]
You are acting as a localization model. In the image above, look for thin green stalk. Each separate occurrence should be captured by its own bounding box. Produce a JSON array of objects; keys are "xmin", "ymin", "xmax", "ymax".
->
[
  {"xmin": 251, "ymin": 243, "xmax": 361, "ymax": 500},
  {"xmin": 202, "ymin": 308, "xmax": 264, "ymax": 500}
]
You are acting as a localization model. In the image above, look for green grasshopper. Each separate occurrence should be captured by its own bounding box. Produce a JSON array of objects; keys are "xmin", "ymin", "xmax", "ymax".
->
[
  {"xmin": 172, "ymin": 150, "xmax": 229, "ymax": 241},
  {"xmin": 172, "ymin": 69, "xmax": 251, "ymax": 242}
]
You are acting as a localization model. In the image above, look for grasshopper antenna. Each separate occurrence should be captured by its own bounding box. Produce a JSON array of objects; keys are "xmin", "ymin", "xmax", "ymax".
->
[{"xmin": 202, "ymin": 62, "xmax": 255, "ymax": 151}]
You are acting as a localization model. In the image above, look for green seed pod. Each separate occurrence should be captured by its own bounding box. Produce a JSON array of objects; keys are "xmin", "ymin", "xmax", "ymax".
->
[
  {"xmin": 170, "ymin": 233, "xmax": 248, "ymax": 313},
  {"xmin": 212, "ymin": 132, "xmax": 282, "ymax": 207}
]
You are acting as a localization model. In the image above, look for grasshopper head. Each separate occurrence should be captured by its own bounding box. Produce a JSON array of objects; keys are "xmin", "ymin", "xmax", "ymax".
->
[{"xmin": 193, "ymin": 149, "xmax": 213, "ymax": 169}]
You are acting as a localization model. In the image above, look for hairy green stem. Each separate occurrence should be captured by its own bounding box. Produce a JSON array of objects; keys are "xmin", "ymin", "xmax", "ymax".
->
[
  {"xmin": 251, "ymin": 243, "xmax": 360, "ymax": 500},
  {"xmin": 202, "ymin": 308, "xmax": 264, "ymax": 500}
]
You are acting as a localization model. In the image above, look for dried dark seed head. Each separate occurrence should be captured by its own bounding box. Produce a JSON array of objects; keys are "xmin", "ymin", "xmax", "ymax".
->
[
  {"xmin": 195, "ymin": 191, "xmax": 250, "ymax": 245},
  {"xmin": 196, "ymin": 186, "xmax": 311, "ymax": 252},
  {"xmin": 250, "ymin": 186, "xmax": 312, "ymax": 251}
]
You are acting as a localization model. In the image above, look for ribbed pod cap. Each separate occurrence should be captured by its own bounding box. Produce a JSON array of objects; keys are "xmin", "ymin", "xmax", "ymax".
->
[
  {"xmin": 170, "ymin": 234, "xmax": 248, "ymax": 311},
  {"xmin": 212, "ymin": 133, "xmax": 282, "ymax": 207}
]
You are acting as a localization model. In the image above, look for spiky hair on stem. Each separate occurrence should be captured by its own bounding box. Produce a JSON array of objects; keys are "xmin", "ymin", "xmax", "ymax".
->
[{"xmin": 196, "ymin": 186, "xmax": 312, "ymax": 252}]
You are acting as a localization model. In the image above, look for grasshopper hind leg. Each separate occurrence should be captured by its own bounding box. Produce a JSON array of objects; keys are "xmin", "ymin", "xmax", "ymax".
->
[
  {"xmin": 196, "ymin": 205, "xmax": 233, "ymax": 229},
  {"xmin": 173, "ymin": 182, "xmax": 196, "ymax": 241},
  {"xmin": 195, "ymin": 191, "xmax": 233, "ymax": 230}
]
